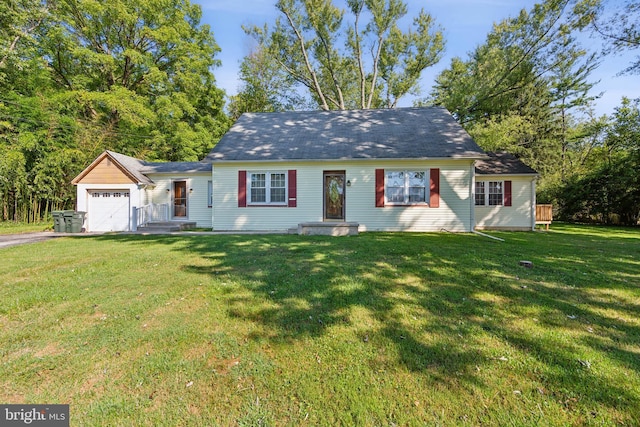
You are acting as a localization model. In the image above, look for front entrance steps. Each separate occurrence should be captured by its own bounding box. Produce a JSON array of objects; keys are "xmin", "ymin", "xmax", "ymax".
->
[
  {"xmin": 297, "ymin": 222, "xmax": 359, "ymax": 236},
  {"xmin": 137, "ymin": 221, "xmax": 197, "ymax": 233}
]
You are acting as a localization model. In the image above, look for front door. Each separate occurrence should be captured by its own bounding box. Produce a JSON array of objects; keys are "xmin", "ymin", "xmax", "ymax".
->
[
  {"xmin": 173, "ymin": 181, "xmax": 187, "ymax": 218},
  {"xmin": 324, "ymin": 171, "xmax": 345, "ymax": 221}
]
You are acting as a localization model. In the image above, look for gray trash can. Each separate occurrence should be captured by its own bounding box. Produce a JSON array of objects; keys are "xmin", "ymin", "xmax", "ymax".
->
[
  {"xmin": 63, "ymin": 211, "xmax": 74, "ymax": 233},
  {"xmin": 52, "ymin": 211, "xmax": 65, "ymax": 233},
  {"xmin": 70, "ymin": 211, "xmax": 86, "ymax": 233}
]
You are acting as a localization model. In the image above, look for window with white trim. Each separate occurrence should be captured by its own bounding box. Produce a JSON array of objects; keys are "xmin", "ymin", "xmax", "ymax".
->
[
  {"xmin": 385, "ymin": 170, "xmax": 427, "ymax": 205},
  {"xmin": 249, "ymin": 172, "xmax": 287, "ymax": 205},
  {"xmin": 476, "ymin": 181, "xmax": 503, "ymax": 206},
  {"xmin": 208, "ymin": 181, "xmax": 213, "ymax": 207}
]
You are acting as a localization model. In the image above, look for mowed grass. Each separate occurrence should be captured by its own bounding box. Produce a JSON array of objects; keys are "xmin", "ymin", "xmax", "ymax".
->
[
  {"xmin": 0, "ymin": 221, "xmax": 52, "ymax": 234},
  {"xmin": 0, "ymin": 225, "xmax": 639, "ymax": 426}
]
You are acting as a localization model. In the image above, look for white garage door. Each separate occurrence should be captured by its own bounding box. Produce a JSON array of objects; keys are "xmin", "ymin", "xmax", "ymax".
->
[{"xmin": 88, "ymin": 190, "xmax": 131, "ymax": 231}]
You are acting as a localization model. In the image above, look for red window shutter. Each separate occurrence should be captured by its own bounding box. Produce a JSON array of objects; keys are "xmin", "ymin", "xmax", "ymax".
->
[
  {"xmin": 504, "ymin": 180, "xmax": 512, "ymax": 207},
  {"xmin": 238, "ymin": 170, "xmax": 247, "ymax": 207},
  {"xmin": 430, "ymin": 168, "xmax": 440, "ymax": 208},
  {"xmin": 288, "ymin": 170, "xmax": 297, "ymax": 207},
  {"xmin": 375, "ymin": 169, "xmax": 385, "ymax": 207}
]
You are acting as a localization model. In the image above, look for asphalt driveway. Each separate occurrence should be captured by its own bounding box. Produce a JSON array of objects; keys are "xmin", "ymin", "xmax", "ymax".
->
[
  {"xmin": 0, "ymin": 232, "xmax": 67, "ymax": 249},
  {"xmin": 0, "ymin": 230, "xmax": 289, "ymax": 249}
]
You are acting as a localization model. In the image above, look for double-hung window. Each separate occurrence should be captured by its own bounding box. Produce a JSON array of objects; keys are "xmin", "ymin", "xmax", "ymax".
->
[
  {"xmin": 249, "ymin": 172, "xmax": 287, "ymax": 205},
  {"xmin": 475, "ymin": 182, "xmax": 486, "ymax": 206},
  {"xmin": 475, "ymin": 181, "xmax": 503, "ymax": 206},
  {"xmin": 385, "ymin": 170, "xmax": 427, "ymax": 205},
  {"xmin": 488, "ymin": 181, "xmax": 503, "ymax": 206}
]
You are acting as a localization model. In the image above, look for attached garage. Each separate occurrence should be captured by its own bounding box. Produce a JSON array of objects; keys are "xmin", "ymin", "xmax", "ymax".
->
[
  {"xmin": 73, "ymin": 150, "xmax": 215, "ymax": 232},
  {"xmin": 72, "ymin": 151, "xmax": 153, "ymax": 232}
]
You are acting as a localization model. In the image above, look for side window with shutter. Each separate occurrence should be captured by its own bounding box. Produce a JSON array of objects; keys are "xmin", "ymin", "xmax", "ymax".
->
[
  {"xmin": 375, "ymin": 168, "xmax": 439, "ymax": 207},
  {"xmin": 239, "ymin": 170, "xmax": 297, "ymax": 207},
  {"xmin": 238, "ymin": 170, "xmax": 247, "ymax": 207}
]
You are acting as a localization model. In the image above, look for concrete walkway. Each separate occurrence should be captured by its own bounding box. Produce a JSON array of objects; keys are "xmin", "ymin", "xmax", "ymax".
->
[{"xmin": 125, "ymin": 230, "xmax": 291, "ymax": 236}]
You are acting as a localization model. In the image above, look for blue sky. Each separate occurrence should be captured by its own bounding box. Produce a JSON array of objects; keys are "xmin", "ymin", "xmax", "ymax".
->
[{"xmin": 199, "ymin": 0, "xmax": 639, "ymax": 117}]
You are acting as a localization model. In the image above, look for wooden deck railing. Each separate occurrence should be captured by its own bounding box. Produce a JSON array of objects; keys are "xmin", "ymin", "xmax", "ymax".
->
[{"xmin": 536, "ymin": 204, "xmax": 553, "ymax": 229}]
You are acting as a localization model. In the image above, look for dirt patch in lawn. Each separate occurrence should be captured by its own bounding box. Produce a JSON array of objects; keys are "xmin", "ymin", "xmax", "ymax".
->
[{"xmin": 34, "ymin": 342, "xmax": 64, "ymax": 358}]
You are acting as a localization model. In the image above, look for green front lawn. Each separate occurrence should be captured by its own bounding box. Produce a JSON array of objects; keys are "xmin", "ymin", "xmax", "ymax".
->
[
  {"xmin": 1, "ymin": 225, "xmax": 639, "ymax": 425},
  {"xmin": 0, "ymin": 221, "xmax": 52, "ymax": 235}
]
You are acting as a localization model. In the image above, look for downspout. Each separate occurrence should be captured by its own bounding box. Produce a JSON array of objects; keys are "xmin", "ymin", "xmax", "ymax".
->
[
  {"xmin": 473, "ymin": 230, "xmax": 505, "ymax": 242},
  {"xmin": 470, "ymin": 162, "xmax": 476, "ymax": 232},
  {"xmin": 531, "ymin": 178, "xmax": 537, "ymax": 231},
  {"xmin": 211, "ymin": 165, "xmax": 215, "ymax": 231}
]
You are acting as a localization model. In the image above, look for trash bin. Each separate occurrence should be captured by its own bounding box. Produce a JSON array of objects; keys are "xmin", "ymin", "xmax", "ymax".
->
[
  {"xmin": 52, "ymin": 211, "xmax": 65, "ymax": 233},
  {"xmin": 70, "ymin": 211, "xmax": 86, "ymax": 233},
  {"xmin": 63, "ymin": 211, "xmax": 74, "ymax": 233}
]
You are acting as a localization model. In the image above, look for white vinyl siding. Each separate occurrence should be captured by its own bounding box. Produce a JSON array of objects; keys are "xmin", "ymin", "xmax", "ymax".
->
[
  {"xmin": 212, "ymin": 160, "xmax": 475, "ymax": 232},
  {"xmin": 145, "ymin": 174, "xmax": 213, "ymax": 228},
  {"xmin": 360, "ymin": 162, "xmax": 471, "ymax": 232},
  {"xmin": 475, "ymin": 176, "xmax": 535, "ymax": 230}
]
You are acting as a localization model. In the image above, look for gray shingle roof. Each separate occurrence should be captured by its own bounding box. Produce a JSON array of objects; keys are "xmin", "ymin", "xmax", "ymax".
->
[
  {"xmin": 106, "ymin": 150, "xmax": 154, "ymax": 185},
  {"xmin": 141, "ymin": 162, "xmax": 211, "ymax": 174},
  {"xmin": 475, "ymin": 152, "xmax": 538, "ymax": 175},
  {"xmin": 206, "ymin": 107, "xmax": 488, "ymax": 162},
  {"xmin": 106, "ymin": 151, "xmax": 210, "ymax": 184}
]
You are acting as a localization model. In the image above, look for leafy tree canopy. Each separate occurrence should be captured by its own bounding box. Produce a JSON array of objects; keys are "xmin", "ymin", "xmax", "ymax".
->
[
  {"xmin": 427, "ymin": 0, "xmax": 602, "ymax": 181},
  {"xmin": 242, "ymin": 0, "xmax": 445, "ymax": 111},
  {"xmin": 0, "ymin": 0, "xmax": 230, "ymax": 221},
  {"xmin": 589, "ymin": 0, "xmax": 640, "ymax": 74}
]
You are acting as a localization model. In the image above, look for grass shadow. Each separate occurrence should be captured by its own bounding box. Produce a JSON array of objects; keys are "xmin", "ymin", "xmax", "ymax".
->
[{"xmin": 84, "ymin": 225, "xmax": 640, "ymax": 419}]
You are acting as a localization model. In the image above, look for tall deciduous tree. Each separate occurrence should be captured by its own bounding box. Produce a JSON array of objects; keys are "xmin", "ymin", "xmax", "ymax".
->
[
  {"xmin": 604, "ymin": 97, "xmax": 640, "ymax": 156},
  {"xmin": 244, "ymin": 0, "xmax": 444, "ymax": 110},
  {"xmin": 229, "ymin": 44, "xmax": 309, "ymax": 120},
  {"xmin": 590, "ymin": 0, "xmax": 639, "ymax": 74},
  {"xmin": 0, "ymin": 0, "xmax": 51, "ymax": 75},
  {"xmin": 548, "ymin": 33, "xmax": 601, "ymax": 178},
  {"xmin": 0, "ymin": 0, "xmax": 230, "ymax": 222},
  {"xmin": 551, "ymin": 98, "xmax": 640, "ymax": 224},
  {"xmin": 43, "ymin": 0, "xmax": 229, "ymax": 160},
  {"xmin": 431, "ymin": 0, "xmax": 597, "ymax": 124},
  {"xmin": 429, "ymin": 0, "xmax": 600, "ymax": 177}
]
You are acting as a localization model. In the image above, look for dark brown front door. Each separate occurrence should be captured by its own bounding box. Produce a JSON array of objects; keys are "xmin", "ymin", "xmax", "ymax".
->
[
  {"xmin": 173, "ymin": 181, "xmax": 187, "ymax": 218},
  {"xmin": 324, "ymin": 171, "xmax": 345, "ymax": 221}
]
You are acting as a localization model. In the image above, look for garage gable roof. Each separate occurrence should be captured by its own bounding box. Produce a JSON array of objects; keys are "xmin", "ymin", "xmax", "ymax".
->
[
  {"xmin": 72, "ymin": 151, "xmax": 213, "ymax": 186},
  {"xmin": 206, "ymin": 107, "xmax": 488, "ymax": 163},
  {"xmin": 72, "ymin": 151, "xmax": 154, "ymax": 185}
]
